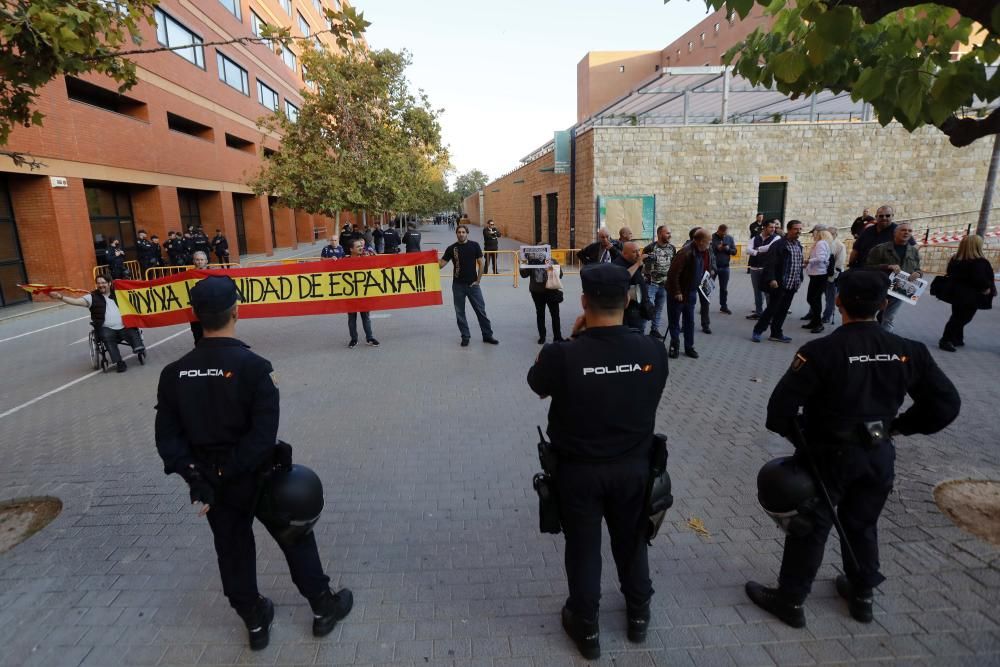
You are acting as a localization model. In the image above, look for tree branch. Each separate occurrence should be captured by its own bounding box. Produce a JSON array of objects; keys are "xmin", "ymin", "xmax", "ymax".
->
[
  {"xmin": 833, "ymin": 0, "xmax": 992, "ymax": 28},
  {"xmin": 82, "ymin": 28, "xmax": 352, "ymax": 62},
  {"xmin": 0, "ymin": 150, "xmax": 46, "ymax": 170},
  {"xmin": 941, "ymin": 109, "xmax": 1000, "ymax": 148}
]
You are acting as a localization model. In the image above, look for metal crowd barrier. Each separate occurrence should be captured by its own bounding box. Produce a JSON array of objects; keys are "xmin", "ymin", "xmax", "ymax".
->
[
  {"xmin": 93, "ymin": 260, "xmax": 141, "ymax": 281},
  {"xmin": 438, "ymin": 250, "xmax": 518, "ymax": 287},
  {"xmin": 550, "ymin": 249, "xmax": 582, "ymax": 274},
  {"xmin": 243, "ymin": 257, "xmax": 324, "ymax": 267},
  {"xmin": 143, "ymin": 263, "xmax": 240, "ymax": 280}
]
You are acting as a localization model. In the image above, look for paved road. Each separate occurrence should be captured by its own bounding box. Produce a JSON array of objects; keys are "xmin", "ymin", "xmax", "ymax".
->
[{"xmin": 0, "ymin": 225, "xmax": 997, "ymax": 666}]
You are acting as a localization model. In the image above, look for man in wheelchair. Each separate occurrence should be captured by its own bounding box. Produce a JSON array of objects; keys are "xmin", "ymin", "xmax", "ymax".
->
[{"xmin": 51, "ymin": 275, "xmax": 145, "ymax": 373}]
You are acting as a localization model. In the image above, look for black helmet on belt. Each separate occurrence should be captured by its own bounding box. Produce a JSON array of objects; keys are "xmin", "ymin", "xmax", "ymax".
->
[
  {"xmin": 256, "ymin": 464, "xmax": 324, "ymax": 544},
  {"xmin": 757, "ymin": 456, "xmax": 818, "ymax": 537}
]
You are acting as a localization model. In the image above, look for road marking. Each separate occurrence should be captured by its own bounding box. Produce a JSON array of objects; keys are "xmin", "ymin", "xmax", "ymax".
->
[
  {"xmin": 0, "ymin": 315, "xmax": 90, "ymax": 345},
  {"xmin": 68, "ymin": 336, "xmax": 89, "ymax": 346},
  {"xmin": 0, "ymin": 329, "xmax": 187, "ymax": 421}
]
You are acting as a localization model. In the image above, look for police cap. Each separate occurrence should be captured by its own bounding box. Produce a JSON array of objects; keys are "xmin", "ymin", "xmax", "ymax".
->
[
  {"xmin": 581, "ymin": 263, "xmax": 630, "ymax": 298},
  {"xmin": 189, "ymin": 275, "xmax": 240, "ymax": 314},
  {"xmin": 838, "ymin": 269, "xmax": 889, "ymax": 310}
]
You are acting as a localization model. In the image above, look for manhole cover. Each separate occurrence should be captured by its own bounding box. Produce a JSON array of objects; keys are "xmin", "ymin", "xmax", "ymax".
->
[
  {"xmin": 0, "ymin": 497, "xmax": 62, "ymax": 554},
  {"xmin": 933, "ymin": 480, "xmax": 1000, "ymax": 546}
]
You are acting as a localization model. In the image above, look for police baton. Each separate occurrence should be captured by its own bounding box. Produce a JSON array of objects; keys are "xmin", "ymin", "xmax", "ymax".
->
[{"xmin": 788, "ymin": 418, "xmax": 862, "ymax": 575}]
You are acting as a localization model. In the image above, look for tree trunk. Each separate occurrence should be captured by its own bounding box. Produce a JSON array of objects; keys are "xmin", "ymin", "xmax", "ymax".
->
[{"xmin": 977, "ymin": 134, "xmax": 1000, "ymax": 237}]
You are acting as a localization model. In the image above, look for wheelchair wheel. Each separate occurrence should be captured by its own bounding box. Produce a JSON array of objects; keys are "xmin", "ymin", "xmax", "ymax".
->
[
  {"xmin": 88, "ymin": 331, "xmax": 101, "ymax": 370},
  {"xmin": 137, "ymin": 350, "xmax": 146, "ymax": 365}
]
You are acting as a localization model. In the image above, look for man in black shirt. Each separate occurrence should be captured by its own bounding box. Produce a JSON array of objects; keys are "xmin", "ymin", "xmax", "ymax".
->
[
  {"xmin": 750, "ymin": 213, "xmax": 765, "ymax": 239},
  {"xmin": 746, "ymin": 270, "xmax": 960, "ymax": 629},
  {"xmin": 438, "ymin": 225, "xmax": 499, "ymax": 346},
  {"xmin": 482, "ymin": 219, "xmax": 501, "ymax": 273},
  {"xmin": 155, "ymin": 276, "xmax": 352, "ymax": 650},
  {"xmin": 849, "ymin": 205, "xmax": 913, "ymax": 267},
  {"xmin": 528, "ymin": 263, "xmax": 668, "ymax": 659},
  {"xmin": 850, "ymin": 208, "xmax": 871, "ymax": 239}
]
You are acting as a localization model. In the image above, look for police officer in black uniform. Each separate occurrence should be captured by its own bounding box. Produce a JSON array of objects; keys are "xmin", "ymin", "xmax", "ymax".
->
[
  {"xmin": 527, "ymin": 263, "xmax": 668, "ymax": 659},
  {"xmin": 155, "ymin": 276, "xmax": 353, "ymax": 650},
  {"xmin": 382, "ymin": 224, "xmax": 402, "ymax": 254},
  {"xmin": 402, "ymin": 224, "xmax": 422, "ymax": 252},
  {"xmin": 746, "ymin": 270, "xmax": 960, "ymax": 628},
  {"xmin": 212, "ymin": 228, "xmax": 230, "ymax": 264},
  {"xmin": 136, "ymin": 229, "xmax": 155, "ymax": 277}
]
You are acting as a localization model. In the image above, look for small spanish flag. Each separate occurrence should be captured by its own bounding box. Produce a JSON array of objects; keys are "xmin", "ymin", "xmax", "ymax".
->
[{"xmin": 17, "ymin": 283, "xmax": 88, "ymax": 296}]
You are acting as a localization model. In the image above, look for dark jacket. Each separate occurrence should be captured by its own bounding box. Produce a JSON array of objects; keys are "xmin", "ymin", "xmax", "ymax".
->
[
  {"xmin": 865, "ymin": 241, "xmax": 921, "ymax": 274},
  {"xmin": 947, "ymin": 257, "xmax": 996, "ymax": 309},
  {"xmin": 666, "ymin": 244, "xmax": 708, "ymax": 302},
  {"xmin": 711, "ymin": 233, "xmax": 738, "ymax": 268},
  {"xmin": 760, "ymin": 236, "xmax": 803, "ymax": 289},
  {"xmin": 577, "ymin": 242, "xmax": 619, "ymax": 265}
]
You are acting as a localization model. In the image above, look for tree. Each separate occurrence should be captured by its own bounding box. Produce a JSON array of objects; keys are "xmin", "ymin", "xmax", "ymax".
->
[
  {"xmin": 453, "ymin": 169, "xmax": 490, "ymax": 204},
  {"xmin": 670, "ymin": 1, "xmax": 998, "ymax": 148},
  {"xmin": 250, "ymin": 44, "xmax": 450, "ymax": 217},
  {"xmin": 0, "ymin": 0, "xmax": 368, "ymax": 149}
]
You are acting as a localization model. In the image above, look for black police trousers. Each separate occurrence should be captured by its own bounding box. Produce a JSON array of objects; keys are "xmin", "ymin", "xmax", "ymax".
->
[
  {"xmin": 778, "ymin": 440, "xmax": 895, "ymax": 602},
  {"xmin": 555, "ymin": 456, "xmax": 652, "ymax": 620},
  {"xmin": 206, "ymin": 477, "xmax": 330, "ymax": 614}
]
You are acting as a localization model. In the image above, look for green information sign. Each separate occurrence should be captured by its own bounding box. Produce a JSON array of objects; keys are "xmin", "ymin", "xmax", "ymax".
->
[{"xmin": 553, "ymin": 130, "xmax": 570, "ymax": 174}]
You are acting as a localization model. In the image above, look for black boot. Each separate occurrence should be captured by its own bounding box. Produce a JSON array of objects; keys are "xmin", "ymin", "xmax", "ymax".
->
[
  {"xmin": 626, "ymin": 602, "xmax": 650, "ymax": 643},
  {"xmin": 745, "ymin": 581, "xmax": 805, "ymax": 628},
  {"xmin": 835, "ymin": 575, "xmax": 873, "ymax": 624},
  {"xmin": 239, "ymin": 596, "xmax": 274, "ymax": 651},
  {"xmin": 668, "ymin": 339, "xmax": 679, "ymax": 359},
  {"xmin": 561, "ymin": 605, "xmax": 600, "ymax": 660},
  {"xmin": 310, "ymin": 588, "xmax": 354, "ymax": 637}
]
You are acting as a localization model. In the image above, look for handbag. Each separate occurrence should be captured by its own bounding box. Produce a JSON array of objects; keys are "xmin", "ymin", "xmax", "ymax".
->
[
  {"xmin": 929, "ymin": 275, "xmax": 954, "ymax": 304},
  {"xmin": 545, "ymin": 265, "xmax": 563, "ymax": 290}
]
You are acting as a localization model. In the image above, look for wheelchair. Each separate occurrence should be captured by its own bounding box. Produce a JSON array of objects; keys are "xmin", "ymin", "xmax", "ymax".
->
[{"xmin": 88, "ymin": 326, "xmax": 146, "ymax": 372}]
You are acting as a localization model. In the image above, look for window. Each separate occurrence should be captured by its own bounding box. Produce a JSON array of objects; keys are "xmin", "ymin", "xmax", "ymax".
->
[
  {"xmin": 225, "ymin": 133, "xmax": 255, "ymax": 154},
  {"xmin": 312, "ymin": 0, "xmax": 323, "ymax": 13},
  {"xmin": 167, "ymin": 112, "xmax": 213, "ymax": 141},
  {"xmin": 280, "ymin": 45, "xmax": 297, "ymax": 71},
  {"xmin": 700, "ymin": 32, "xmax": 705, "ymax": 43},
  {"xmin": 714, "ymin": 22, "xmax": 720, "ymax": 33},
  {"xmin": 218, "ymin": 0, "xmax": 241, "ymax": 20},
  {"xmin": 257, "ymin": 80, "xmax": 279, "ymax": 111},
  {"xmin": 251, "ymin": 10, "xmax": 267, "ymax": 38},
  {"xmin": 314, "ymin": 35, "xmax": 324, "ymax": 50},
  {"xmin": 298, "ymin": 12, "xmax": 311, "ymax": 36},
  {"xmin": 65, "ymin": 77, "xmax": 148, "ymax": 120},
  {"xmin": 728, "ymin": 9, "xmax": 737, "ymax": 25},
  {"xmin": 618, "ymin": 65, "xmax": 625, "ymax": 73},
  {"xmin": 687, "ymin": 41, "xmax": 693, "ymax": 52},
  {"xmin": 279, "ymin": 0, "xmax": 291, "ymax": 13},
  {"xmin": 85, "ymin": 182, "xmax": 136, "ymax": 265},
  {"xmin": 285, "ymin": 100, "xmax": 300, "ymax": 122},
  {"xmin": 177, "ymin": 190, "xmax": 202, "ymax": 231},
  {"xmin": 216, "ymin": 52, "xmax": 249, "ymax": 95},
  {"xmin": 155, "ymin": 8, "xmax": 205, "ymax": 68}
]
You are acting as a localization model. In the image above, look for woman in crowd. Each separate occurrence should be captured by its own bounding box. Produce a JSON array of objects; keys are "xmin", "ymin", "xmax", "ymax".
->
[
  {"xmin": 520, "ymin": 259, "xmax": 564, "ymax": 343},
  {"xmin": 939, "ymin": 234, "xmax": 995, "ymax": 351},
  {"xmin": 802, "ymin": 226, "xmax": 832, "ymax": 333}
]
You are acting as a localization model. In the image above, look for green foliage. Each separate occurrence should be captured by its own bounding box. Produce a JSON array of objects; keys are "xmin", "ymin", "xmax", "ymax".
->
[
  {"xmin": 0, "ymin": 0, "xmax": 157, "ymax": 144},
  {"xmin": 453, "ymin": 170, "xmax": 489, "ymax": 202},
  {"xmin": 667, "ymin": 1, "xmax": 999, "ymax": 145},
  {"xmin": 251, "ymin": 44, "xmax": 450, "ymax": 216}
]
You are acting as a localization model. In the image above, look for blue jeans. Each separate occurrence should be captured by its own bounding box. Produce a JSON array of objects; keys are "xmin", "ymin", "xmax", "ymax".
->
[
  {"xmin": 646, "ymin": 283, "xmax": 668, "ymax": 335},
  {"xmin": 879, "ymin": 298, "xmax": 904, "ymax": 332},
  {"xmin": 667, "ymin": 292, "xmax": 696, "ymax": 349},
  {"xmin": 716, "ymin": 267, "xmax": 731, "ymax": 309},
  {"xmin": 452, "ymin": 282, "xmax": 493, "ymax": 340},
  {"xmin": 348, "ymin": 311, "xmax": 373, "ymax": 341},
  {"xmin": 823, "ymin": 280, "xmax": 837, "ymax": 322}
]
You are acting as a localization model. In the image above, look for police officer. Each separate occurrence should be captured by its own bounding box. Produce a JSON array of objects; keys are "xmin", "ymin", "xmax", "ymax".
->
[
  {"xmin": 211, "ymin": 228, "xmax": 230, "ymax": 264},
  {"xmin": 136, "ymin": 229, "xmax": 155, "ymax": 276},
  {"xmin": 402, "ymin": 224, "xmax": 422, "ymax": 252},
  {"xmin": 382, "ymin": 224, "xmax": 402, "ymax": 254},
  {"xmin": 746, "ymin": 270, "xmax": 960, "ymax": 628},
  {"xmin": 527, "ymin": 263, "xmax": 668, "ymax": 659},
  {"xmin": 155, "ymin": 276, "xmax": 353, "ymax": 650},
  {"xmin": 482, "ymin": 219, "xmax": 501, "ymax": 273}
]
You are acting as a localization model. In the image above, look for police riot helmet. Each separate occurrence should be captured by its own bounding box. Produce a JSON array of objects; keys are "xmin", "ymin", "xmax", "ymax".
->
[
  {"xmin": 256, "ymin": 464, "xmax": 324, "ymax": 544},
  {"xmin": 756, "ymin": 456, "xmax": 818, "ymax": 537}
]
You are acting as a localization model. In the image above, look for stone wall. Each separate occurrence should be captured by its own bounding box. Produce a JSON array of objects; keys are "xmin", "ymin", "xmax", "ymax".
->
[{"xmin": 591, "ymin": 122, "xmax": 992, "ymax": 243}]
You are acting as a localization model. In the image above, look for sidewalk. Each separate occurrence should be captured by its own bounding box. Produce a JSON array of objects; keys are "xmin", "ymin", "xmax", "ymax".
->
[{"xmin": 0, "ymin": 225, "xmax": 997, "ymax": 666}]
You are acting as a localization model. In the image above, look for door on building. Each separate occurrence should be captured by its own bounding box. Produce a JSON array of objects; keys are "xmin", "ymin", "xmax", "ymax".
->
[
  {"xmin": 232, "ymin": 194, "xmax": 248, "ymax": 256},
  {"xmin": 757, "ymin": 182, "xmax": 787, "ymax": 223},
  {"xmin": 177, "ymin": 189, "xmax": 202, "ymax": 231},
  {"xmin": 85, "ymin": 182, "xmax": 136, "ymax": 265},
  {"xmin": 533, "ymin": 196, "xmax": 542, "ymax": 244},
  {"xmin": 0, "ymin": 179, "xmax": 29, "ymax": 307},
  {"xmin": 546, "ymin": 193, "xmax": 558, "ymax": 248}
]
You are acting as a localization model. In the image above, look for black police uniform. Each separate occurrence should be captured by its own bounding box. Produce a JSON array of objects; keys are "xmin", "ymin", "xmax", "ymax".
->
[
  {"xmin": 612, "ymin": 254, "xmax": 649, "ymax": 332},
  {"xmin": 382, "ymin": 228, "xmax": 402, "ymax": 253},
  {"xmin": 527, "ymin": 264, "xmax": 668, "ymax": 625},
  {"xmin": 763, "ymin": 272, "xmax": 960, "ymax": 604},
  {"xmin": 402, "ymin": 229, "xmax": 422, "ymax": 252},
  {"xmin": 212, "ymin": 233, "xmax": 230, "ymax": 263},
  {"xmin": 137, "ymin": 237, "xmax": 155, "ymax": 274},
  {"xmin": 154, "ymin": 279, "xmax": 332, "ymax": 624}
]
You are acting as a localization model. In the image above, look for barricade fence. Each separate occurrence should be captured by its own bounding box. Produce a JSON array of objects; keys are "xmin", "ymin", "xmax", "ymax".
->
[
  {"xmin": 435, "ymin": 250, "xmax": 518, "ymax": 287},
  {"xmin": 143, "ymin": 263, "xmax": 240, "ymax": 280},
  {"xmin": 93, "ymin": 260, "xmax": 141, "ymax": 281}
]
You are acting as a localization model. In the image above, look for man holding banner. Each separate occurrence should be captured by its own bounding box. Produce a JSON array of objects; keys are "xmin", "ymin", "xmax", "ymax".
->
[{"xmin": 439, "ymin": 225, "xmax": 499, "ymax": 347}]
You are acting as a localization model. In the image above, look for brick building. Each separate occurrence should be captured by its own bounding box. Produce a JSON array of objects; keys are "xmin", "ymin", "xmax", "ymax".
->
[{"xmin": 0, "ymin": 0, "xmax": 360, "ymax": 308}]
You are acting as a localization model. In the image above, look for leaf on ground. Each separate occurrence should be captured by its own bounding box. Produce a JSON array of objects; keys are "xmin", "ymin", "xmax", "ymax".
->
[{"xmin": 687, "ymin": 517, "xmax": 711, "ymax": 538}]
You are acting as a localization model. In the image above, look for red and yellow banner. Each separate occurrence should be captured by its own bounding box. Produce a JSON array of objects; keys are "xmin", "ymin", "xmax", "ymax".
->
[{"xmin": 114, "ymin": 251, "xmax": 442, "ymax": 328}]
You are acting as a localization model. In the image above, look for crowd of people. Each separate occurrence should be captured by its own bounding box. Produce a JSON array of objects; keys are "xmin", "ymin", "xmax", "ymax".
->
[{"xmin": 100, "ymin": 226, "xmax": 232, "ymax": 280}]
